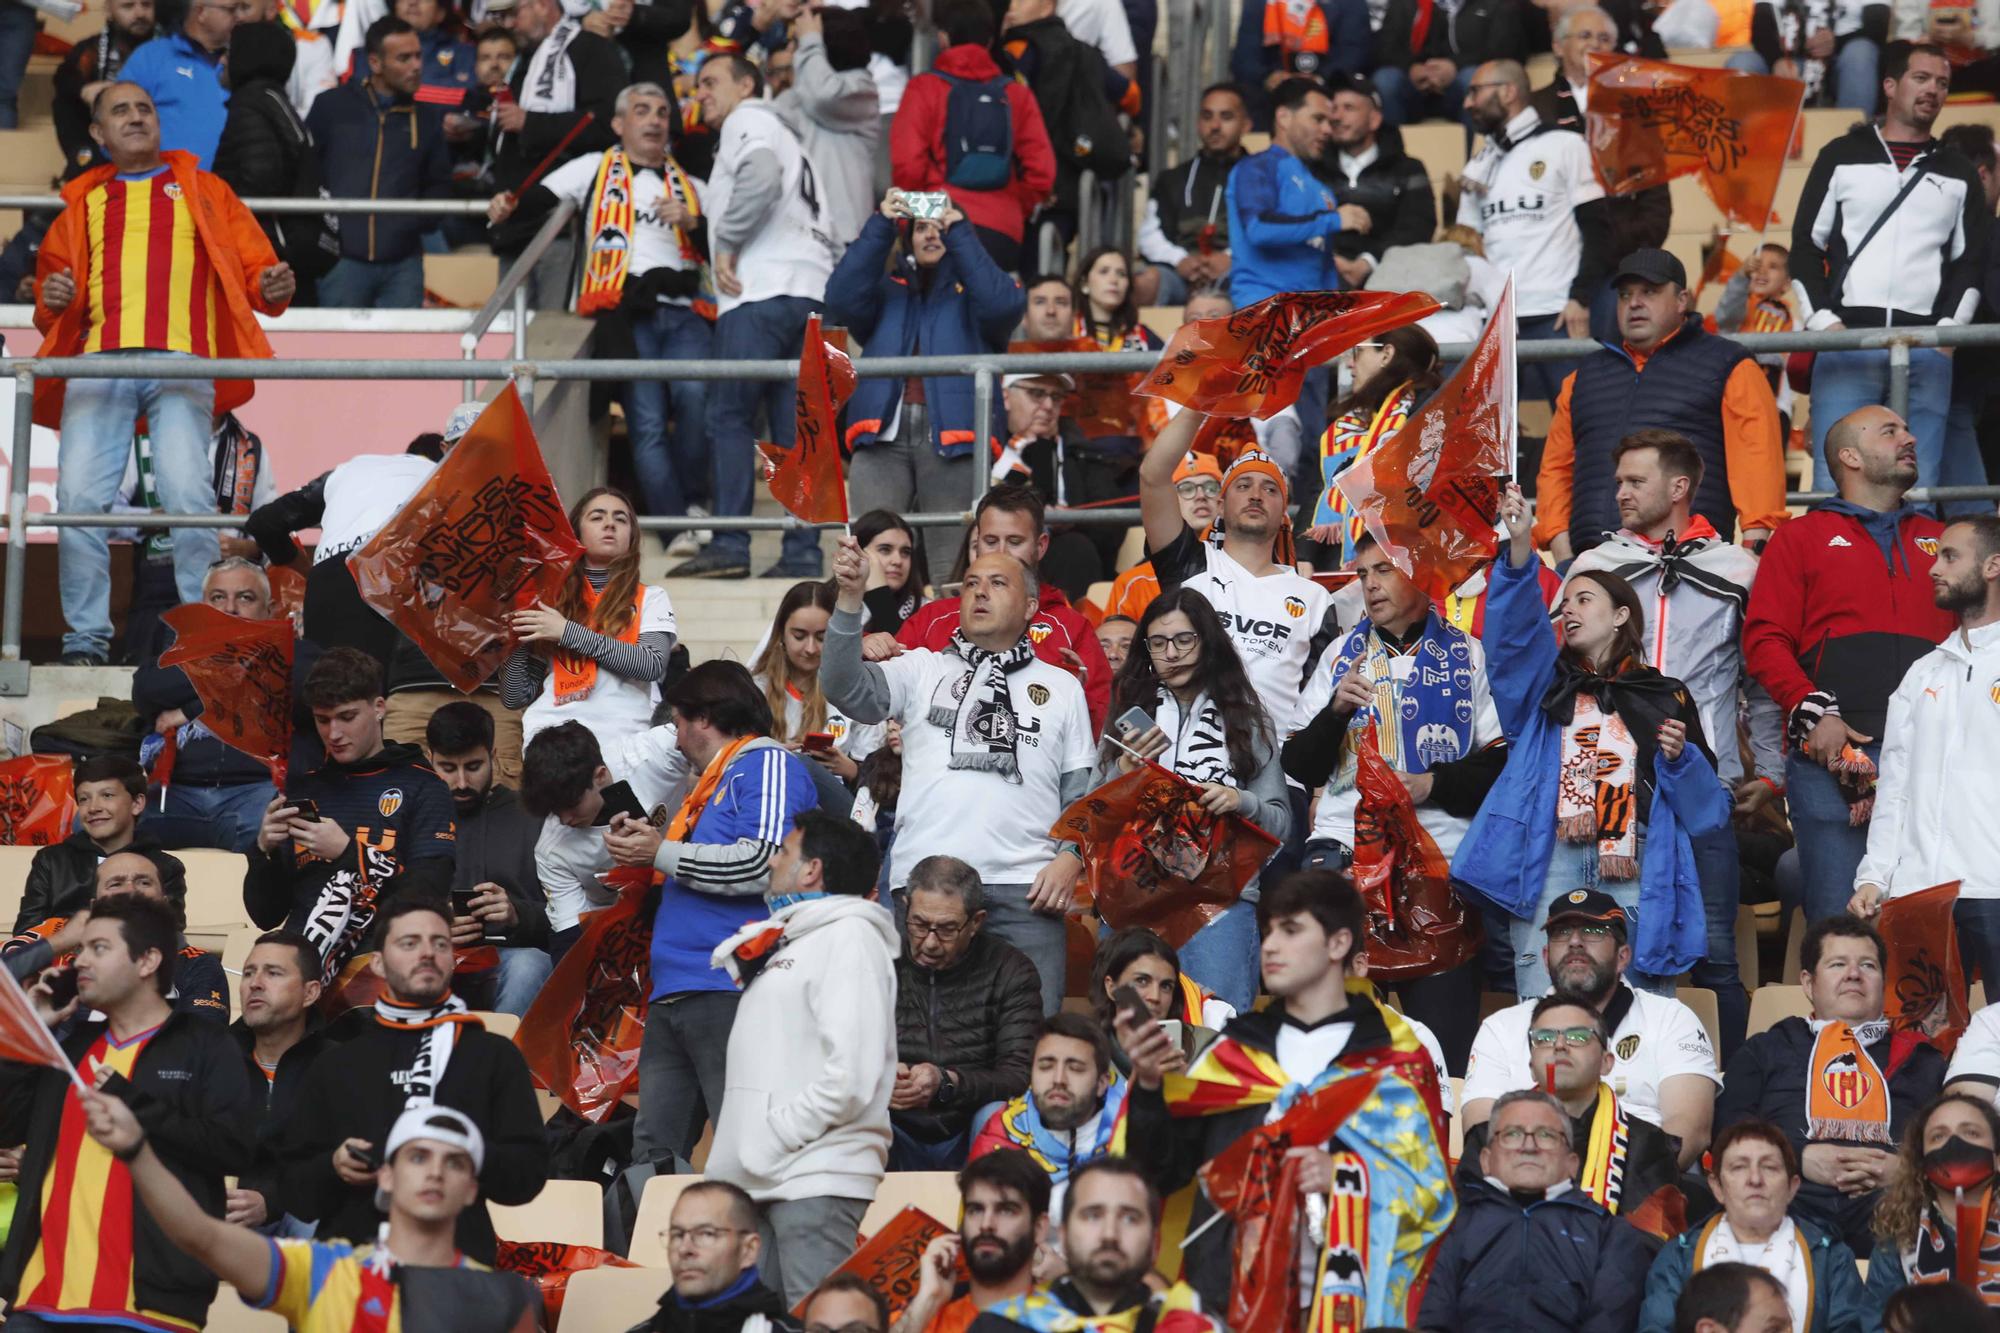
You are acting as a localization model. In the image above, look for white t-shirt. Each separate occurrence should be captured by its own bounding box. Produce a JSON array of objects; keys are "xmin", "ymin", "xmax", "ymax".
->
[
  {"xmin": 534, "ymin": 724, "xmax": 691, "ymax": 932},
  {"xmin": 1162, "ymin": 534, "xmax": 1336, "ymax": 735},
  {"xmin": 1056, "ymin": 0, "xmax": 1139, "ymax": 65},
  {"xmin": 541, "ymin": 151, "xmax": 708, "ymax": 305},
  {"xmin": 314, "ymin": 454, "xmax": 437, "ymax": 564},
  {"xmin": 706, "ymin": 101, "xmax": 836, "ymax": 314},
  {"xmin": 876, "ymin": 648, "xmax": 1096, "ymax": 887},
  {"xmin": 1462, "ymin": 984, "xmax": 1721, "ymax": 1128},
  {"xmin": 755, "ymin": 672, "xmax": 886, "ymax": 764},
  {"xmin": 522, "ymin": 585, "xmax": 678, "ymax": 749},
  {"xmin": 1945, "ymin": 1002, "xmax": 2000, "ymax": 1096},
  {"xmin": 1456, "ymin": 108, "xmax": 1605, "ymax": 318}
]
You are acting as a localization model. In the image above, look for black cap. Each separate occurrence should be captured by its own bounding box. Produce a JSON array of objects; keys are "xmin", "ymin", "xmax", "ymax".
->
[
  {"xmin": 1611, "ymin": 247, "xmax": 1688, "ymax": 290},
  {"xmin": 1544, "ymin": 887, "xmax": 1627, "ymax": 938},
  {"xmin": 1324, "ymin": 72, "xmax": 1381, "ymax": 107}
]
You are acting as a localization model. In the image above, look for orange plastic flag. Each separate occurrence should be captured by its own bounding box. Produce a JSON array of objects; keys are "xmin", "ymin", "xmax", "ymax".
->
[
  {"xmin": 1584, "ymin": 54, "xmax": 1806, "ymax": 230},
  {"xmin": 1009, "ymin": 337, "xmax": 1171, "ymax": 444},
  {"xmin": 789, "ymin": 1208, "xmax": 958, "ymax": 1320},
  {"xmin": 516, "ymin": 868, "xmax": 654, "ymax": 1122},
  {"xmin": 1051, "ymin": 763, "xmax": 1280, "ymax": 948},
  {"xmin": 348, "ymin": 385, "xmax": 584, "ymax": 693},
  {"xmin": 497, "ymin": 1241, "xmax": 639, "ymax": 1326},
  {"xmin": 1694, "ymin": 237, "xmax": 1741, "ymax": 301},
  {"xmin": 1879, "ymin": 881, "xmax": 1970, "ymax": 1055},
  {"xmin": 0, "ymin": 755, "xmax": 74, "ymax": 846},
  {"xmin": 1350, "ymin": 730, "xmax": 1482, "ymax": 981},
  {"xmin": 760, "ymin": 315, "xmax": 854, "ymax": 525},
  {"xmin": 1136, "ymin": 290, "xmax": 1441, "ymax": 420},
  {"xmin": 1334, "ymin": 277, "xmax": 1516, "ymax": 602},
  {"xmin": 266, "ymin": 562, "xmax": 306, "ymax": 632},
  {"xmin": 159, "ymin": 604, "xmax": 296, "ymax": 786},
  {"xmin": 0, "ymin": 967, "xmax": 86, "ymax": 1092}
]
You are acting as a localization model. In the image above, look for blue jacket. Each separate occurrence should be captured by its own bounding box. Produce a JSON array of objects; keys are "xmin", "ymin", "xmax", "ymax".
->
[
  {"xmin": 124, "ymin": 30, "xmax": 229, "ymax": 169},
  {"xmin": 306, "ymin": 79, "xmax": 453, "ymax": 263},
  {"xmin": 1638, "ymin": 1216, "xmax": 1867, "ymax": 1333},
  {"xmin": 1451, "ymin": 552, "xmax": 1733, "ymax": 976},
  {"xmin": 1417, "ymin": 1177, "xmax": 1654, "ymax": 1332},
  {"xmin": 1226, "ymin": 143, "xmax": 1346, "ymax": 305},
  {"xmin": 827, "ymin": 213, "xmax": 1024, "ymax": 460}
]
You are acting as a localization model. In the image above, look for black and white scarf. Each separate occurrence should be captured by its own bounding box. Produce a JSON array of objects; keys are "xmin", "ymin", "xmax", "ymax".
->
[
  {"xmin": 302, "ymin": 869, "xmax": 377, "ymax": 987},
  {"xmin": 928, "ymin": 631, "xmax": 1038, "ymax": 782},
  {"xmin": 375, "ymin": 993, "xmax": 473, "ymax": 1109},
  {"xmin": 1154, "ymin": 689, "xmax": 1234, "ymax": 788},
  {"xmin": 520, "ymin": 16, "xmax": 581, "ymax": 113}
]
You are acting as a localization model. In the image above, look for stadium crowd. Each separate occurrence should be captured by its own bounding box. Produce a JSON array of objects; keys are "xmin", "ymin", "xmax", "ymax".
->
[{"xmin": 10, "ymin": 0, "xmax": 2000, "ymax": 1328}]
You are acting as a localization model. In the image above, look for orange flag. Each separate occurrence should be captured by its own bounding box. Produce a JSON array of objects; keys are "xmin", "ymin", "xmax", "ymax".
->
[
  {"xmin": 1051, "ymin": 763, "xmax": 1280, "ymax": 948},
  {"xmin": 159, "ymin": 604, "xmax": 296, "ymax": 786},
  {"xmin": 0, "ymin": 967, "xmax": 86, "ymax": 1093},
  {"xmin": 348, "ymin": 385, "xmax": 584, "ymax": 693},
  {"xmin": 1694, "ymin": 237, "xmax": 1742, "ymax": 302},
  {"xmin": 789, "ymin": 1208, "xmax": 959, "ymax": 1321},
  {"xmin": 1013, "ymin": 337, "xmax": 1172, "ymax": 444},
  {"xmin": 0, "ymin": 756, "xmax": 75, "ymax": 846},
  {"xmin": 1334, "ymin": 276, "xmax": 1516, "ymax": 602},
  {"xmin": 516, "ymin": 868, "xmax": 653, "ymax": 1122},
  {"xmin": 1584, "ymin": 54, "xmax": 1806, "ymax": 230},
  {"xmin": 1879, "ymin": 881, "xmax": 1971, "ymax": 1055},
  {"xmin": 1350, "ymin": 730, "xmax": 1482, "ymax": 981},
  {"xmin": 760, "ymin": 315, "xmax": 854, "ymax": 525},
  {"xmin": 266, "ymin": 562, "xmax": 306, "ymax": 632},
  {"xmin": 497, "ymin": 1241, "xmax": 640, "ymax": 1326},
  {"xmin": 1136, "ymin": 290, "xmax": 1441, "ymax": 420}
]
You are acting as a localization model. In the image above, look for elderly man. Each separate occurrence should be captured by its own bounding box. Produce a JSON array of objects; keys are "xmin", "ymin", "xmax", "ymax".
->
[
  {"xmin": 892, "ymin": 855, "xmax": 1044, "ymax": 1170},
  {"xmin": 1417, "ymin": 1090, "xmax": 1654, "ymax": 1332},
  {"xmin": 825, "ymin": 535, "xmax": 1097, "ymax": 1014},
  {"xmin": 1537, "ymin": 249, "xmax": 1787, "ymax": 563}
]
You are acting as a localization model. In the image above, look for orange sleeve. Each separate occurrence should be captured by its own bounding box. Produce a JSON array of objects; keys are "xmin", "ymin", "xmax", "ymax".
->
[
  {"xmin": 32, "ymin": 208, "xmax": 76, "ymax": 335},
  {"xmin": 1531, "ymin": 372, "xmax": 1578, "ymax": 548},
  {"xmin": 1721, "ymin": 358, "xmax": 1788, "ymax": 536},
  {"xmin": 215, "ymin": 177, "xmax": 287, "ymax": 315}
]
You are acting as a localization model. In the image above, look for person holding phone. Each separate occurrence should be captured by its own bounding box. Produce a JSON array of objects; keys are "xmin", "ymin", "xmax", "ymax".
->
[
  {"xmin": 751, "ymin": 579, "xmax": 884, "ymax": 795},
  {"xmin": 1095, "ymin": 586, "xmax": 1290, "ymax": 1013}
]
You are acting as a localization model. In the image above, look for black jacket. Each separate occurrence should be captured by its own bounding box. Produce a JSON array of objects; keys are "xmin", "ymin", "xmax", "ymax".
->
[
  {"xmin": 230, "ymin": 1018, "xmax": 334, "ymax": 1223},
  {"xmin": 1312, "ymin": 124, "xmax": 1438, "ymax": 264},
  {"xmin": 893, "ymin": 930, "xmax": 1044, "ymax": 1142},
  {"xmin": 1750, "ymin": 1, "xmax": 1889, "ymax": 70},
  {"xmin": 16, "ymin": 829, "xmax": 188, "ymax": 935},
  {"xmin": 131, "ymin": 613, "xmax": 323, "ymax": 788},
  {"xmin": 243, "ymin": 471, "xmax": 404, "ymax": 664},
  {"xmin": 1458, "ymin": 1090, "xmax": 1682, "ymax": 1217},
  {"xmin": 490, "ymin": 29, "xmax": 621, "ymax": 205},
  {"xmin": 1150, "ymin": 148, "xmax": 1244, "ymax": 258},
  {"xmin": 452, "ymin": 785, "xmax": 551, "ymax": 950},
  {"xmin": 626, "ymin": 1271, "xmax": 799, "ymax": 1333},
  {"xmin": 617, "ymin": 0, "xmax": 695, "ymax": 91},
  {"xmin": 213, "ymin": 79, "xmax": 313, "ymax": 242},
  {"xmin": 307, "ymin": 78, "xmax": 454, "ymax": 263},
  {"xmin": 1716, "ymin": 1016, "xmax": 1946, "ymax": 1254},
  {"xmin": 1530, "ymin": 75, "xmax": 1671, "ymax": 261},
  {"xmin": 53, "ymin": 29, "xmax": 138, "ymax": 178},
  {"xmin": 1374, "ymin": 0, "xmax": 1520, "ymax": 71},
  {"xmin": 273, "ymin": 1009, "xmax": 547, "ymax": 1262},
  {"xmin": 1417, "ymin": 1176, "xmax": 1655, "ymax": 1332},
  {"xmin": 1, "ymin": 931, "xmax": 227, "ymax": 1026},
  {"xmin": 0, "ymin": 1011, "xmax": 257, "ymax": 1329}
]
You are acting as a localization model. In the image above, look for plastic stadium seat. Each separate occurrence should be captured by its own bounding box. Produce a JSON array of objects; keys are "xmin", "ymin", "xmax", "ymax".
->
[
  {"xmin": 627, "ymin": 1173, "xmax": 707, "ymax": 1266},
  {"xmin": 859, "ymin": 1172, "xmax": 961, "ymax": 1237},
  {"xmin": 1734, "ymin": 905, "xmax": 1761, "ymax": 992},
  {"xmin": 1448, "ymin": 1077, "xmax": 1464, "ymax": 1159},
  {"xmin": 1748, "ymin": 985, "xmax": 1813, "ymax": 1036},
  {"xmin": 1782, "ymin": 909, "xmax": 1806, "ymax": 983},
  {"xmin": 0, "ymin": 845, "xmax": 40, "ymax": 928},
  {"xmin": 179, "ymin": 851, "xmax": 251, "ymax": 931},
  {"xmin": 473, "ymin": 1011, "xmax": 521, "ymax": 1041},
  {"xmin": 558, "ymin": 1266, "xmax": 674, "ymax": 1327},
  {"xmin": 490, "ymin": 1177, "xmax": 604, "ymax": 1249},
  {"xmin": 1677, "ymin": 986, "xmax": 1721, "ymax": 1055},
  {"xmin": 205, "ymin": 1289, "xmax": 286, "ymax": 1331}
]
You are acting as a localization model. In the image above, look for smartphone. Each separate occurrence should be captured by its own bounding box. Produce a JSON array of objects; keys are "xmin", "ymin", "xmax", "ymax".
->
[
  {"xmin": 451, "ymin": 886, "xmax": 507, "ymax": 943},
  {"xmin": 592, "ymin": 779, "xmax": 649, "ymax": 827},
  {"xmin": 1112, "ymin": 984, "xmax": 1150, "ymax": 1029},
  {"xmin": 904, "ymin": 191, "xmax": 951, "ymax": 220},
  {"xmin": 802, "ymin": 732, "xmax": 836, "ymax": 754},
  {"xmin": 289, "ymin": 798, "xmax": 321, "ymax": 822},
  {"xmin": 1158, "ymin": 1018, "xmax": 1184, "ymax": 1047},
  {"xmin": 42, "ymin": 965, "xmax": 78, "ymax": 1010},
  {"xmin": 1115, "ymin": 707, "xmax": 1154, "ymax": 739}
]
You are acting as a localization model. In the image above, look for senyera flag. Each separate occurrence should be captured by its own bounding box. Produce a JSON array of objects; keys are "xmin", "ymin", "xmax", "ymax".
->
[
  {"xmin": 1334, "ymin": 276, "xmax": 1516, "ymax": 602},
  {"xmin": 1137, "ymin": 290, "xmax": 1440, "ymax": 420},
  {"xmin": 761, "ymin": 315, "xmax": 855, "ymax": 525},
  {"xmin": 159, "ymin": 604, "xmax": 296, "ymax": 785},
  {"xmin": 1878, "ymin": 881, "xmax": 1971, "ymax": 1055},
  {"xmin": 349, "ymin": 384, "xmax": 584, "ymax": 693},
  {"xmin": 1584, "ymin": 54, "xmax": 1806, "ymax": 230},
  {"xmin": 0, "ymin": 967, "xmax": 87, "ymax": 1095}
]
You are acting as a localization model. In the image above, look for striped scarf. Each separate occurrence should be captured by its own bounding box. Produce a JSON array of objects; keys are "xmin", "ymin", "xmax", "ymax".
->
[
  {"xmin": 1311, "ymin": 383, "xmax": 1415, "ymax": 563},
  {"xmin": 577, "ymin": 148, "xmax": 714, "ymax": 318},
  {"xmin": 1577, "ymin": 1082, "xmax": 1630, "ymax": 1213}
]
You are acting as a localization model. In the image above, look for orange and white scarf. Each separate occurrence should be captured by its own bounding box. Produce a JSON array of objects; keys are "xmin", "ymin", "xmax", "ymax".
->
[
  {"xmin": 1556, "ymin": 693, "xmax": 1640, "ymax": 880},
  {"xmin": 578, "ymin": 148, "xmax": 714, "ymax": 318},
  {"xmin": 551, "ymin": 580, "xmax": 641, "ymax": 706},
  {"xmin": 1805, "ymin": 1018, "xmax": 1894, "ymax": 1146}
]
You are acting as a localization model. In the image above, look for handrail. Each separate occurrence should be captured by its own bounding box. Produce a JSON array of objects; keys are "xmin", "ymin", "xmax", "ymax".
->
[
  {"xmin": 0, "ymin": 194, "xmax": 489, "ymax": 215},
  {"xmin": 460, "ymin": 196, "xmax": 580, "ymax": 395}
]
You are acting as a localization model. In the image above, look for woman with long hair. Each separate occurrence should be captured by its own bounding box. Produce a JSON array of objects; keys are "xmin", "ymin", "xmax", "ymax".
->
[
  {"xmin": 1866, "ymin": 1091, "xmax": 2000, "ymax": 1314},
  {"xmin": 503, "ymin": 487, "xmax": 675, "ymax": 747},
  {"xmin": 1088, "ymin": 927, "xmax": 1234, "ymax": 1074},
  {"xmin": 1303, "ymin": 323, "xmax": 1441, "ymax": 569},
  {"xmin": 1095, "ymin": 587, "xmax": 1289, "ymax": 1010},
  {"xmin": 1058, "ymin": 247, "xmax": 1167, "ymax": 582},
  {"xmin": 1455, "ymin": 485, "xmax": 1731, "ymax": 997},
  {"xmin": 749, "ymin": 579, "xmax": 882, "ymax": 785},
  {"xmin": 852, "ymin": 509, "xmax": 925, "ymax": 634}
]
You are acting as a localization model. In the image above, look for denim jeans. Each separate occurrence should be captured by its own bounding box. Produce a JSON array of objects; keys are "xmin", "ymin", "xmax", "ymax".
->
[
  {"xmin": 142, "ymin": 779, "xmax": 275, "ymax": 853},
  {"xmin": 1940, "ymin": 380, "xmax": 1993, "ymax": 515},
  {"xmin": 980, "ymin": 881, "xmax": 1068, "ymax": 1016},
  {"xmin": 631, "ymin": 989, "xmax": 738, "ymax": 1165},
  {"xmin": 492, "ymin": 946, "xmax": 554, "ymax": 1015},
  {"xmin": 1809, "ymin": 348, "xmax": 1953, "ymax": 487},
  {"xmin": 705, "ymin": 294, "xmax": 824, "ymax": 569},
  {"xmin": 1954, "ymin": 899, "xmax": 2000, "ymax": 991},
  {"xmin": 1512, "ymin": 831, "xmax": 1672, "ymax": 997},
  {"xmin": 846, "ymin": 403, "xmax": 974, "ymax": 589},
  {"xmin": 0, "ymin": 0, "xmax": 35, "ymax": 128},
  {"xmin": 888, "ymin": 1119, "xmax": 970, "ymax": 1171},
  {"xmin": 1787, "ymin": 744, "xmax": 1878, "ymax": 926},
  {"xmin": 1371, "ymin": 64, "xmax": 1474, "ymax": 127},
  {"xmin": 1728, "ymin": 41, "xmax": 1880, "ymax": 113},
  {"xmin": 1176, "ymin": 894, "xmax": 1260, "ymax": 1015},
  {"xmin": 58, "ymin": 356, "xmax": 218, "ymax": 657},
  {"xmin": 1689, "ymin": 824, "xmax": 1749, "ymax": 1063},
  {"xmin": 623, "ymin": 303, "xmax": 714, "ymax": 517},
  {"xmin": 318, "ymin": 254, "xmax": 426, "ymax": 309}
]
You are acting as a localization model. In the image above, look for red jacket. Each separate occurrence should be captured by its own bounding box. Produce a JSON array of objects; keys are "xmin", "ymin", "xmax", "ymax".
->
[
  {"xmin": 897, "ymin": 585, "xmax": 1111, "ymax": 731},
  {"xmin": 890, "ymin": 44, "xmax": 1057, "ymax": 243},
  {"xmin": 1742, "ymin": 503, "xmax": 1954, "ymax": 742}
]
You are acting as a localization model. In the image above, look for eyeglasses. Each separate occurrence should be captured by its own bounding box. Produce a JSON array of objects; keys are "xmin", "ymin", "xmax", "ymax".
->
[
  {"xmin": 1012, "ymin": 386, "xmax": 1063, "ymax": 404},
  {"xmin": 1145, "ymin": 631, "xmax": 1202, "ymax": 658},
  {"xmin": 1547, "ymin": 923, "xmax": 1615, "ymax": 944},
  {"xmin": 1175, "ymin": 480, "xmax": 1222, "ymax": 499},
  {"xmin": 907, "ymin": 917, "xmax": 968, "ymax": 943},
  {"xmin": 1494, "ymin": 1126, "xmax": 1569, "ymax": 1148},
  {"xmin": 667, "ymin": 1225, "xmax": 746, "ymax": 1248},
  {"xmin": 1528, "ymin": 1026, "xmax": 1601, "ymax": 1048}
]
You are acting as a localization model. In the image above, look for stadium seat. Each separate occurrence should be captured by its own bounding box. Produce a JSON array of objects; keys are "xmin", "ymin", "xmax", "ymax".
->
[
  {"xmin": 490, "ymin": 1177, "xmax": 605, "ymax": 1249},
  {"xmin": 1734, "ymin": 905, "xmax": 1761, "ymax": 991},
  {"xmin": 473, "ymin": 1011, "xmax": 521, "ymax": 1040},
  {"xmin": 1448, "ymin": 1077, "xmax": 1463, "ymax": 1159},
  {"xmin": 627, "ymin": 1173, "xmax": 707, "ymax": 1266},
  {"xmin": 0, "ymin": 845, "xmax": 39, "ymax": 929},
  {"xmin": 1782, "ymin": 908, "xmax": 1806, "ymax": 983},
  {"xmin": 1677, "ymin": 986, "xmax": 1721, "ymax": 1055},
  {"xmin": 859, "ymin": 1171, "xmax": 961, "ymax": 1237},
  {"xmin": 1748, "ymin": 985, "xmax": 1813, "ymax": 1036},
  {"xmin": 179, "ymin": 851, "xmax": 251, "ymax": 931},
  {"xmin": 558, "ymin": 1266, "xmax": 675, "ymax": 1328},
  {"xmin": 205, "ymin": 1289, "xmax": 286, "ymax": 1331}
]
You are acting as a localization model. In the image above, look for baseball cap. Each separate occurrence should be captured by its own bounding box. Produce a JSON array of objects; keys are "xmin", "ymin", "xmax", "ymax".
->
[
  {"xmin": 1003, "ymin": 371, "xmax": 1076, "ymax": 392},
  {"xmin": 1325, "ymin": 72, "xmax": 1382, "ymax": 106},
  {"xmin": 1610, "ymin": 247, "xmax": 1688, "ymax": 290},
  {"xmin": 373, "ymin": 1105, "xmax": 487, "ymax": 1211},
  {"xmin": 443, "ymin": 401, "xmax": 486, "ymax": 444},
  {"xmin": 1173, "ymin": 451, "xmax": 1223, "ymax": 484},
  {"xmin": 1543, "ymin": 887, "xmax": 1628, "ymax": 938}
]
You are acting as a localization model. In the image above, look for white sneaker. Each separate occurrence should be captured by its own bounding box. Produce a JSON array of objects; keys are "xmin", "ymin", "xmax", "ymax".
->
[
  {"xmin": 687, "ymin": 502, "xmax": 714, "ymax": 546},
  {"xmin": 666, "ymin": 529, "xmax": 701, "ymax": 557}
]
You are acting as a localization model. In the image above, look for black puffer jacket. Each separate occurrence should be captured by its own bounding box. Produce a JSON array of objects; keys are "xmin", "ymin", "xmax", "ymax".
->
[
  {"xmin": 1312, "ymin": 124, "xmax": 1438, "ymax": 265},
  {"xmin": 892, "ymin": 929, "xmax": 1044, "ymax": 1142},
  {"xmin": 211, "ymin": 23, "xmax": 315, "ymax": 262},
  {"xmin": 1374, "ymin": 0, "xmax": 1521, "ymax": 72},
  {"xmin": 16, "ymin": 829, "xmax": 188, "ymax": 935}
]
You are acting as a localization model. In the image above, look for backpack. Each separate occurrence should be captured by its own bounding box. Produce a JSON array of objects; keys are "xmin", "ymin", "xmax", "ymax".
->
[
  {"xmin": 258, "ymin": 87, "xmax": 340, "ymax": 281},
  {"xmin": 940, "ymin": 72, "xmax": 1016, "ymax": 192}
]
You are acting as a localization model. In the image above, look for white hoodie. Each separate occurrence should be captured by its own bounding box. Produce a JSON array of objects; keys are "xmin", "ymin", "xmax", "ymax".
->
[
  {"xmin": 1858, "ymin": 620, "xmax": 2000, "ymax": 901},
  {"xmin": 705, "ymin": 895, "xmax": 899, "ymax": 1203}
]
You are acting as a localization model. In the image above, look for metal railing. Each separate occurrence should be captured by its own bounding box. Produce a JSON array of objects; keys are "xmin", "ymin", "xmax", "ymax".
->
[
  {"xmin": 0, "ymin": 195, "xmax": 490, "ymax": 216},
  {"xmin": 3, "ymin": 321, "xmax": 2000, "ymax": 666},
  {"xmin": 460, "ymin": 198, "xmax": 580, "ymax": 403}
]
